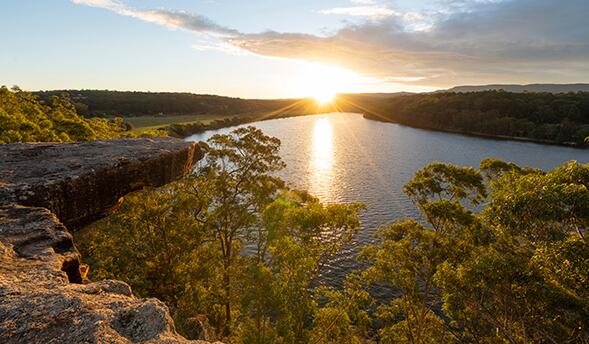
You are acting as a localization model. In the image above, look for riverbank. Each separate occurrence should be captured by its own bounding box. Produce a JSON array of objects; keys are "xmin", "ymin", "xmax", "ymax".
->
[
  {"xmin": 147, "ymin": 110, "xmax": 587, "ymax": 149},
  {"xmin": 162, "ymin": 111, "xmax": 316, "ymax": 138},
  {"xmin": 362, "ymin": 113, "xmax": 587, "ymax": 148}
]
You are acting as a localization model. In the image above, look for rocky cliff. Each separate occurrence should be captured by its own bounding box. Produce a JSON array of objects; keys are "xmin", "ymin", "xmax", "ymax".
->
[{"xmin": 0, "ymin": 138, "xmax": 217, "ymax": 343}]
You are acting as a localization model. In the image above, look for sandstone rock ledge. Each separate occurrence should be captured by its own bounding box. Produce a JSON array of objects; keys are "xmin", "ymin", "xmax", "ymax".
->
[{"xmin": 0, "ymin": 138, "xmax": 218, "ymax": 344}]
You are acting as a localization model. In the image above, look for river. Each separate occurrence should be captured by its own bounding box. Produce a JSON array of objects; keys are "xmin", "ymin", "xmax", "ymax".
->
[{"xmin": 186, "ymin": 112, "xmax": 589, "ymax": 297}]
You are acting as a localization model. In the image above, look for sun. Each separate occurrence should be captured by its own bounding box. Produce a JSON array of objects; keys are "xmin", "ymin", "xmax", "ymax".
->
[
  {"xmin": 313, "ymin": 90, "xmax": 336, "ymax": 104},
  {"xmin": 290, "ymin": 62, "xmax": 359, "ymax": 104}
]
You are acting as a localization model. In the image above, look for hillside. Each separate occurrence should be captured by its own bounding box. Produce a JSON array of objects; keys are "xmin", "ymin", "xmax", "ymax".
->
[
  {"xmin": 343, "ymin": 91, "xmax": 589, "ymax": 145},
  {"xmin": 28, "ymin": 89, "xmax": 589, "ymax": 145},
  {"xmin": 444, "ymin": 83, "xmax": 589, "ymax": 93},
  {"xmin": 33, "ymin": 90, "xmax": 307, "ymax": 117}
]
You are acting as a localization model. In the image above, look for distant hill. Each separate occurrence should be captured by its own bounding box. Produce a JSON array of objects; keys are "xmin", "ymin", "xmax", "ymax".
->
[
  {"xmin": 32, "ymin": 90, "xmax": 411, "ymax": 118},
  {"xmin": 443, "ymin": 84, "xmax": 589, "ymax": 93},
  {"xmin": 29, "ymin": 88, "xmax": 589, "ymax": 145},
  {"xmin": 344, "ymin": 91, "xmax": 589, "ymax": 146},
  {"xmin": 33, "ymin": 90, "xmax": 306, "ymax": 117},
  {"xmin": 339, "ymin": 92, "xmax": 413, "ymax": 98}
]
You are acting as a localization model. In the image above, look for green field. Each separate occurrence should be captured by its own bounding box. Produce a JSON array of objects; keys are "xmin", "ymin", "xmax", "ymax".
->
[{"xmin": 121, "ymin": 114, "xmax": 235, "ymax": 131}]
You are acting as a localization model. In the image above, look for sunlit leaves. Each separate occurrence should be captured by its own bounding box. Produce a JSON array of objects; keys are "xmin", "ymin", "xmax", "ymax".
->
[
  {"xmin": 78, "ymin": 126, "xmax": 365, "ymax": 343},
  {"xmin": 309, "ymin": 274, "xmax": 372, "ymax": 344},
  {"xmin": 0, "ymin": 85, "xmax": 167, "ymax": 143},
  {"xmin": 532, "ymin": 238, "xmax": 589, "ymax": 299},
  {"xmin": 480, "ymin": 157, "xmax": 523, "ymax": 180},
  {"xmin": 365, "ymin": 158, "xmax": 589, "ymax": 344},
  {"xmin": 405, "ymin": 162, "xmax": 487, "ymax": 206},
  {"xmin": 484, "ymin": 160, "xmax": 589, "ymax": 243},
  {"xmin": 252, "ymin": 190, "xmax": 364, "ymax": 343}
]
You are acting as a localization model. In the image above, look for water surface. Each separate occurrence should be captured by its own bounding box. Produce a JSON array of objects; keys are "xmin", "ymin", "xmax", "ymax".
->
[{"xmin": 186, "ymin": 113, "xmax": 589, "ymax": 295}]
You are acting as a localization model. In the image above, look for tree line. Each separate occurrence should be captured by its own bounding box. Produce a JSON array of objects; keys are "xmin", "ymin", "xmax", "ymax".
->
[
  {"xmin": 32, "ymin": 89, "xmax": 589, "ymax": 145},
  {"xmin": 1, "ymin": 86, "xmax": 328, "ymax": 142},
  {"xmin": 340, "ymin": 91, "xmax": 589, "ymax": 145},
  {"xmin": 34, "ymin": 89, "xmax": 306, "ymax": 117},
  {"xmin": 77, "ymin": 127, "xmax": 589, "ymax": 343}
]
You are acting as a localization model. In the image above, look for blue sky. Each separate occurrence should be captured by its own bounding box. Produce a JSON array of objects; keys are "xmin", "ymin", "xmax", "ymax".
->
[{"xmin": 1, "ymin": 0, "xmax": 588, "ymax": 98}]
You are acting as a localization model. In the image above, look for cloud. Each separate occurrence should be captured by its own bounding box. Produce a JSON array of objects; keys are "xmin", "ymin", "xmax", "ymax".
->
[
  {"xmin": 72, "ymin": 0, "xmax": 589, "ymax": 87},
  {"xmin": 192, "ymin": 42, "xmax": 251, "ymax": 55},
  {"xmin": 231, "ymin": 0, "xmax": 589, "ymax": 86},
  {"xmin": 319, "ymin": 6, "xmax": 398, "ymax": 19},
  {"xmin": 71, "ymin": 0, "xmax": 238, "ymax": 37}
]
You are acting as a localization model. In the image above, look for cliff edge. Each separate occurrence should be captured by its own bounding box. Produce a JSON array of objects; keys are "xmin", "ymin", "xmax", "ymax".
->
[{"xmin": 0, "ymin": 138, "xmax": 216, "ymax": 343}]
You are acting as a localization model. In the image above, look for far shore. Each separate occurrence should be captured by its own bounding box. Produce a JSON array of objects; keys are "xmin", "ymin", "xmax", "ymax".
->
[
  {"xmin": 122, "ymin": 111, "xmax": 587, "ymax": 149},
  {"xmin": 361, "ymin": 113, "xmax": 587, "ymax": 149}
]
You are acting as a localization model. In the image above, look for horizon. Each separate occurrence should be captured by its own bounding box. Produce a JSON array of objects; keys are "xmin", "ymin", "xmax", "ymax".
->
[
  {"xmin": 2, "ymin": 0, "xmax": 589, "ymax": 99},
  {"xmin": 22, "ymin": 82, "xmax": 589, "ymax": 101}
]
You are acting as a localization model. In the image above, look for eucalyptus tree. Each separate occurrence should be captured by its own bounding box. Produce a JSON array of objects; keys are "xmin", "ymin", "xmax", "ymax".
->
[
  {"xmin": 363, "ymin": 159, "xmax": 589, "ymax": 344},
  {"xmin": 186, "ymin": 126, "xmax": 286, "ymax": 334},
  {"xmin": 189, "ymin": 128, "xmax": 364, "ymax": 341},
  {"xmin": 362, "ymin": 163, "xmax": 486, "ymax": 343}
]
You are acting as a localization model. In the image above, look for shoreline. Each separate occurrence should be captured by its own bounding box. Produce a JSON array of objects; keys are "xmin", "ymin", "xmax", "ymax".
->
[
  {"xmin": 165, "ymin": 111, "xmax": 315, "ymax": 138},
  {"xmin": 161, "ymin": 110, "xmax": 587, "ymax": 149},
  {"xmin": 361, "ymin": 113, "xmax": 587, "ymax": 149}
]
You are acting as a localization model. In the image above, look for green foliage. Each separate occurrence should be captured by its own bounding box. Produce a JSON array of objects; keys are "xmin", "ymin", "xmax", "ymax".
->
[
  {"xmin": 309, "ymin": 274, "xmax": 372, "ymax": 344},
  {"xmin": 0, "ymin": 86, "xmax": 166, "ymax": 143},
  {"xmin": 34, "ymin": 89, "xmax": 317, "ymax": 118},
  {"xmin": 78, "ymin": 127, "xmax": 364, "ymax": 343},
  {"xmin": 239, "ymin": 190, "xmax": 364, "ymax": 343},
  {"xmin": 362, "ymin": 220, "xmax": 458, "ymax": 344},
  {"xmin": 347, "ymin": 91, "xmax": 589, "ymax": 144},
  {"xmin": 75, "ymin": 122, "xmax": 588, "ymax": 343},
  {"xmin": 364, "ymin": 159, "xmax": 589, "ymax": 344},
  {"xmin": 77, "ymin": 179, "xmax": 209, "ymax": 305}
]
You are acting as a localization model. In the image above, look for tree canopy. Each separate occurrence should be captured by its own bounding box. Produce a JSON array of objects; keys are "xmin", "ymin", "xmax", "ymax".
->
[
  {"xmin": 78, "ymin": 124, "xmax": 589, "ymax": 343},
  {"xmin": 0, "ymin": 86, "xmax": 166, "ymax": 143},
  {"xmin": 362, "ymin": 158, "xmax": 589, "ymax": 343},
  {"xmin": 77, "ymin": 127, "xmax": 364, "ymax": 342},
  {"xmin": 342, "ymin": 91, "xmax": 589, "ymax": 145},
  {"xmin": 33, "ymin": 89, "xmax": 315, "ymax": 117}
]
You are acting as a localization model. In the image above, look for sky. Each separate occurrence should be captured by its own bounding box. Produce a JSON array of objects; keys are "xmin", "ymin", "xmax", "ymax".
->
[{"xmin": 1, "ymin": 0, "xmax": 588, "ymax": 98}]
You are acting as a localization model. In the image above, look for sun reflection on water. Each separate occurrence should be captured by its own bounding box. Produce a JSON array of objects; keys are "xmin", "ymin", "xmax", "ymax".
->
[{"xmin": 309, "ymin": 117, "xmax": 335, "ymax": 200}]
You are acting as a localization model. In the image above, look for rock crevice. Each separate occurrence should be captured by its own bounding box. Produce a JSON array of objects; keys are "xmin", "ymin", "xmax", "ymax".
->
[{"xmin": 0, "ymin": 138, "xmax": 215, "ymax": 343}]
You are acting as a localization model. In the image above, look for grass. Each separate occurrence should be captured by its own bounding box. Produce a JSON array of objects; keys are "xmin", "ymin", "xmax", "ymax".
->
[{"xmin": 121, "ymin": 114, "xmax": 236, "ymax": 131}]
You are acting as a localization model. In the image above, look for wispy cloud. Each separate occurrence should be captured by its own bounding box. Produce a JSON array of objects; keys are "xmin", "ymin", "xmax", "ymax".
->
[
  {"xmin": 71, "ymin": 0, "xmax": 238, "ymax": 37},
  {"xmin": 192, "ymin": 42, "xmax": 251, "ymax": 56},
  {"xmin": 319, "ymin": 6, "xmax": 397, "ymax": 19}
]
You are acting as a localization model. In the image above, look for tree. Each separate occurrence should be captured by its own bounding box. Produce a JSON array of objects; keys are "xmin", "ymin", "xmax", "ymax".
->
[
  {"xmin": 364, "ymin": 159, "xmax": 589, "ymax": 344},
  {"xmin": 362, "ymin": 163, "xmax": 486, "ymax": 343},
  {"xmin": 309, "ymin": 274, "xmax": 372, "ymax": 344},
  {"xmin": 443, "ymin": 160, "xmax": 589, "ymax": 343},
  {"xmin": 186, "ymin": 126, "xmax": 286, "ymax": 335},
  {"xmin": 78, "ymin": 127, "xmax": 364, "ymax": 343},
  {"xmin": 76, "ymin": 179, "xmax": 208, "ymax": 308},
  {"xmin": 239, "ymin": 190, "xmax": 363, "ymax": 343}
]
